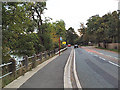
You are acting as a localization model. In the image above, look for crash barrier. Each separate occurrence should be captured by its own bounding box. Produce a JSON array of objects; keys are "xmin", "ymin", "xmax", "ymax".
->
[{"xmin": 0, "ymin": 47, "xmax": 67, "ymax": 87}]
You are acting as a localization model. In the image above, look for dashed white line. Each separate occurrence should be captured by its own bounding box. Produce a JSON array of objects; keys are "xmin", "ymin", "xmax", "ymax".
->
[
  {"xmin": 99, "ymin": 53, "xmax": 103, "ymax": 55},
  {"xmin": 108, "ymin": 61, "xmax": 120, "ymax": 67},
  {"xmin": 89, "ymin": 50, "xmax": 118, "ymax": 60},
  {"xmin": 94, "ymin": 55, "xmax": 98, "ymax": 57},
  {"xmin": 114, "ymin": 57, "xmax": 118, "ymax": 59},
  {"xmin": 99, "ymin": 57, "xmax": 106, "ymax": 61},
  {"xmin": 98, "ymin": 53, "xmax": 118, "ymax": 60},
  {"xmin": 87, "ymin": 51, "xmax": 120, "ymax": 67},
  {"xmin": 90, "ymin": 52, "xmax": 93, "ymax": 54}
]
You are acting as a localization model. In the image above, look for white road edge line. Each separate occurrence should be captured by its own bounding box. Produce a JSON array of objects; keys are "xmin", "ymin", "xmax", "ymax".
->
[
  {"xmin": 64, "ymin": 49, "xmax": 73, "ymax": 88},
  {"xmin": 73, "ymin": 49, "xmax": 82, "ymax": 89},
  {"xmin": 108, "ymin": 61, "xmax": 120, "ymax": 67}
]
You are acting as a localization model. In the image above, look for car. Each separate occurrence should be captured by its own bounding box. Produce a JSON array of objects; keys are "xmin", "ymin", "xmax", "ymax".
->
[
  {"xmin": 74, "ymin": 44, "xmax": 78, "ymax": 48},
  {"xmin": 67, "ymin": 44, "xmax": 71, "ymax": 47}
]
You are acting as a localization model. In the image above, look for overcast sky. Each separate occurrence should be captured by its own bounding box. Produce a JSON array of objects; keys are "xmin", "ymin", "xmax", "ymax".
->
[{"xmin": 44, "ymin": 0, "xmax": 118, "ymax": 33}]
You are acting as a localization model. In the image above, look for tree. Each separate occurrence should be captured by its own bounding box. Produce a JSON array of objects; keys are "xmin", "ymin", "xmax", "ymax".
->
[
  {"xmin": 78, "ymin": 11, "xmax": 119, "ymax": 47},
  {"xmin": 66, "ymin": 27, "xmax": 79, "ymax": 45}
]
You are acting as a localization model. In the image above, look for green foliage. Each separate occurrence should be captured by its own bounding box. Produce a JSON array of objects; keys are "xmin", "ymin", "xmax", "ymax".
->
[
  {"xmin": 79, "ymin": 11, "xmax": 119, "ymax": 46},
  {"xmin": 66, "ymin": 27, "xmax": 79, "ymax": 45},
  {"xmin": 2, "ymin": 2, "xmax": 67, "ymax": 63}
]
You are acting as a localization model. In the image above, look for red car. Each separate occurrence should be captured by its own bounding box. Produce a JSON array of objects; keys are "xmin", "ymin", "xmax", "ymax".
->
[{"xmin": 68, "ymin": 44, "xmax": 71, "ymax": 47}]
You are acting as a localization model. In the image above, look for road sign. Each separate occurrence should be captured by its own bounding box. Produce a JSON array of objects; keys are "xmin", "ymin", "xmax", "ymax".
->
[
  {"xmin": 60, "ymin": 37, "xmax": 62, "ymax": 41},
  {"xmin": 62, "ymin": 42, "xmax": 66, "ymax": 45}
]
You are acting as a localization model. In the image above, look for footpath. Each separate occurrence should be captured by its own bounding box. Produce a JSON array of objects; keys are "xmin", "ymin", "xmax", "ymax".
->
[{"xmin": 4, "ymin": 48, "xmax": 72, "ymax": 89}]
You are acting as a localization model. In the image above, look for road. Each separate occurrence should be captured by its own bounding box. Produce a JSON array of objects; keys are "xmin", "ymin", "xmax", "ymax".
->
[
  {"xmin": 4, "ymin": 46, "xmax": 119, "ymax": 89},
  {"xmin": 75, "ymin": 46, "xmax": 119, "ymax": 88}
]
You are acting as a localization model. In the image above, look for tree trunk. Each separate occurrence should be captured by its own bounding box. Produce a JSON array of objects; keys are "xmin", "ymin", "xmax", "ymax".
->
[{"xmin": 103, "ymin": 41, "xmax": 106, "ymax": 48}]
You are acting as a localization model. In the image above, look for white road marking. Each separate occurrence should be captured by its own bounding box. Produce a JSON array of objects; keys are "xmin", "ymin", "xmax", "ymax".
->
[
  {"xmin": 86, "ymin": 49, "xmax": 119, "ymax": 67},
  {"xmin": 114, "ymin": 57, "xmax": 119, "ymax": 60},
  {"xmin": 97, "ymin": 52, "xmax": 118, "ymax": 60},
  {"xmin": 108, "ymin": 61, "xmax": 120, "ymax": 67},
  {"xmin": 99, "ymin": 57, "xmax": 106, "ymax": 61},
  {"xmin": 94, "ymin": 55, "xmax": 119, "ymax": 67},
  {"xmin": 74, "ymin": 49, "xmax": 82, "ymax": 89},
  {"xmin": 94, "ymin": 55, "xmax": 98, "ymax": 57},
  {"xmin": 87, "ymin": 49, "xmax": 118, "ymax": 60},
  {"xmin": 64, "ymin": 49, "xmax": 73, "ymax": 88},
  {"xmin": 99, "ymin": 53, "xmax": 103, "ymax": 55},
  {"xmin": 90, "ymin": 52, "xmax": 93, "ymax": 54}
]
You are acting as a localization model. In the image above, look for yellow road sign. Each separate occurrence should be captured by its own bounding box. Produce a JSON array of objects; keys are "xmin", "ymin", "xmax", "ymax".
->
[{"xmin": 62, "ymin": 42, "xmax": 66, "ymax": 45}]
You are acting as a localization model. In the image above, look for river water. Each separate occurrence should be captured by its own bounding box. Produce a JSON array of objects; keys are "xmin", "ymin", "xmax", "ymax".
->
[{"xmin": 10, "ymin": 55, "xmax": 23, "ymax": 68}]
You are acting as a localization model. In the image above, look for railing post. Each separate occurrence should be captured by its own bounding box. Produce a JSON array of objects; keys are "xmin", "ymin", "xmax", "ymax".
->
[
  {"xmin": 48, "ymin": 51, "xmax": 50, "ymax": 57},
  {"xmin": 44, "ymin": 51, "xmax": 47, "ymax": 59},
  {"xmin": 39, "ymin": 52, "xmax": 42, "ymax": 61},
  {"xmin": 24, "ymin": 55, "xmax": 28, "ymax": 70},
  {"xmin": 32, "ymin": 54, "xmax": 37, "ymax": 68},
  {"xmin": 54, "ymin": 49, "xmax": 55, "ymax": 54},
  {"xmin": 9, "ymin": 58, "xmax": 16, "ymax": 75},
  {"xmin": 50, "ymin": 51, "xmax": 51, "ymax": 57}
]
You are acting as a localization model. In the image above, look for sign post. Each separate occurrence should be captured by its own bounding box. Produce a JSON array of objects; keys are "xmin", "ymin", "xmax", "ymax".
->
[{"xmin": 59, "ymin": 37, "xmax": 60, "ymax": 56}]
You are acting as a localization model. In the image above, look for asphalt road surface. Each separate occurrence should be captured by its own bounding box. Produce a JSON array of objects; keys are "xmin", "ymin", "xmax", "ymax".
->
[
  {"xmin": 75, "ymin": 46, "xmax": 119, "ymax": 88},
  {"xmin": 19, "ymin": 48, "xmax": 71, "ymax": 88}
]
